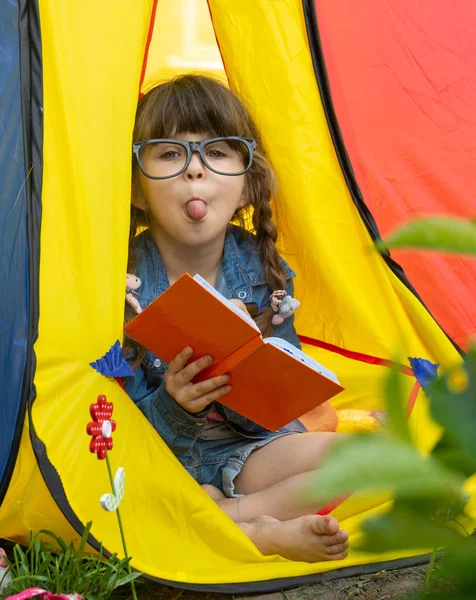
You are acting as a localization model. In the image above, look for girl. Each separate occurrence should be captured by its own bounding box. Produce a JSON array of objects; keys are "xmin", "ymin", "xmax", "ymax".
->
[{"xmin": 124, "ymin": 74, "xmax": 349, "ymax": 563}]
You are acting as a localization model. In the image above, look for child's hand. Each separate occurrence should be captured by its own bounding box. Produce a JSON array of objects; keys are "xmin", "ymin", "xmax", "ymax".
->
[{"xmin": 164, "ymin": 347, "xmax": 232, "ymax": 413}]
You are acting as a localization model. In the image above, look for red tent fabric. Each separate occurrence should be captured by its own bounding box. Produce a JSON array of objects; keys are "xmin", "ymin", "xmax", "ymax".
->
[{"xmin": 314, "ymin": 0, "xmax": 476, "ymax": 348}]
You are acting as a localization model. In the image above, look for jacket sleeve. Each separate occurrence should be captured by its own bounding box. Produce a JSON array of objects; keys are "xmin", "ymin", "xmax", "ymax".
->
[
  {"xmin": 123, "ymin": 367, "xmax": 211, "ymax": 457},
  {"xmin": 270, "ymin": 278, "xmax": 302, "ymax": 350}
]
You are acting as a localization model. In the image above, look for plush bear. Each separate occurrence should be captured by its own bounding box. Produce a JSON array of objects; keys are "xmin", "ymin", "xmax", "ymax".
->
[{"xmin": 125, "ymin": 273, "xmax": 142, "ymax": 314}]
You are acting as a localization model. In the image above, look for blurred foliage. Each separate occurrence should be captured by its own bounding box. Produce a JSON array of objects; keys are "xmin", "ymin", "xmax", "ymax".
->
[
  {"xmin": 307, "ymin": 346, "xmax": 476, "ymax": 598},
  {"xmin": 376, "ymin": 217, "xmax": 476, "ymax": 255},
  {"xmin": 308, "ymin": 216, "xmax": 476, "ymax": 598}
]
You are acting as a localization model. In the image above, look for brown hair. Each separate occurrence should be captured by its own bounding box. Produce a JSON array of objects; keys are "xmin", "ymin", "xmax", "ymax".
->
[{"xmin": 126, "ymin": 74, "xmax": 287, "ymax": 359}]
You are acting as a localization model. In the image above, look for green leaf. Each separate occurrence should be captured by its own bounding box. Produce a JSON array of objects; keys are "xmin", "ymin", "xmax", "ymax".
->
[
  {"xmin": 357, "ymin": 509, "xmax": 468, "ymax": 553},
  {"xmin": 37, "ymin": 529, "xmax": 69, "ymax": 553},
  {"xmin": 431, "ymin": 434, "xmax": 476, "ymax": 478},
  {"xmin": 113, "ymin": 571, "xmax": 142, "ymax": 587},
  {"xmin": 304, "ymin": 433, "xmax": 465, "ymax": 505},
  {"xmin": 438, "ymin": 545, "xmax": 476, "ymax": 592},
  {"xmin": 396, "ymin": 492, "xmax": 469, "ymax": 526},
  {"xmin": 13, "ymin": 544, "xmax": 29, "ymax": 576},
  {"xmin": 376, "ymin": 217, "xmax": 476, "ymax": 254},
  {"xmin": 428, "ymin": 352, "xmax": 476, "ymax": 464},
  {"xmin": 76, "ymin": 521, "xmax": 92, "ymax": 562},
  {"xmin": 6, "ymin": 574, "xmax": 51, "ymax": 586},
  {"xmin": 384, "ymin": 361, "xmax": 411, "ymax": 443}
]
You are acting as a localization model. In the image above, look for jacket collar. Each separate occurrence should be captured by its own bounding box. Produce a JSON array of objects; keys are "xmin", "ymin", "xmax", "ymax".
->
[{"xmin": 137, "ymin": 225, "xmax": 294, "ymax": 304}]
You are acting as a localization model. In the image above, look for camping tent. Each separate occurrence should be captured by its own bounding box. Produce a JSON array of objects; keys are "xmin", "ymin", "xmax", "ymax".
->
[{"xmin": 1, "ymin": 0, "xmax": 475, "ymax": 592}]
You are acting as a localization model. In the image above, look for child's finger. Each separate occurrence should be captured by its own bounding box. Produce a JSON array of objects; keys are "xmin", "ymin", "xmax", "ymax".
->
[
  {"xmin": 189, "ymin": 384, "xmax": 232, "ymax": 412},
  {"xmin": 176, "ymin": 354, "xmax": 214, "ymax": 385},
  {"xmin": 166, "ymin": 347, "xmax": 193, "ymax": 374},
  {"xmin": 188, "ymin": 374, "xmax": 230, "ymax": 400}
]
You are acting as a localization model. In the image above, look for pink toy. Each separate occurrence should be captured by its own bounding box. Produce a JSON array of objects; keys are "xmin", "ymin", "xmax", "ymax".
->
[
  {"xmin": 126, "ymin": 273, "xmax": 142, "ymax": 314},
  {"xmin": 5, "ymin": 590, "xmax": 81, "ymax": 599},
  {"xmin": 270, "ymin": 290, "xmax": 300, "ymax": 326},
  {"xmin": 0, "ymin": 547, "xmax": 12, "ymax": 593}
]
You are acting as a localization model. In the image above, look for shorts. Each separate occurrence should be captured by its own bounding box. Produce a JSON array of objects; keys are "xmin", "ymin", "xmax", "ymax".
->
[{"xmin": 179, "ymin": 429, "xmax": 298, "ymax": 498}]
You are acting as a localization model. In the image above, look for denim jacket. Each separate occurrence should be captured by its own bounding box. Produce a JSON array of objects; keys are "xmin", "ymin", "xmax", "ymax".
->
[{"xmin": 124, "ymin": 225, "xmax": 307, "ymax": 457}]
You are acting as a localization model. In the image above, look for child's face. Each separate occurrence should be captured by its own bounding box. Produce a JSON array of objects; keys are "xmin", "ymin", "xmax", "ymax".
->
[{"xmin": 135, "ymin": 131, "xmax": 246, "ymax": 248}]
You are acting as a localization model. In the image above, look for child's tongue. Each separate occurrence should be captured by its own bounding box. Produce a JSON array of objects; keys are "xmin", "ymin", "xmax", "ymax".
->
[{"xmin": 185, "ymin": 199, "xmax": 208, "ymax": 221}]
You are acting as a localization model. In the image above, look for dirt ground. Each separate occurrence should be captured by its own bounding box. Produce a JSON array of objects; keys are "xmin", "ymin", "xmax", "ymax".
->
[{"xmin": 138, "ymin": 565, "xmax": 431, "ymax": 600}]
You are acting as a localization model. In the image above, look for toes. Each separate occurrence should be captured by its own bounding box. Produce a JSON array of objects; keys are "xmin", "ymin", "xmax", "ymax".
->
[
  {"xmin": 325, "ymin": 540, "xmax": 350, "ymax": 555},
  {"xmin": 325, "ymin": 549, "xmax": 348, "ymax": 561},
  {"xmin": 321, "ymin": 530, "xmax": 348, "ymax": 546},
  {"xmin": 311, "ymin": 515, "xmax": 340, "ymax": 536}
]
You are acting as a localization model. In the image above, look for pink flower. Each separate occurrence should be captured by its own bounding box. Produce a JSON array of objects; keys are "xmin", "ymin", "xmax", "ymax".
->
[
  {"xmin": 5, "ymin": 589, "xmax": 81, "ymax": 599},
  {"xmin": 86, "ymin": 395, "xmax": 116, "ymax": 460}
]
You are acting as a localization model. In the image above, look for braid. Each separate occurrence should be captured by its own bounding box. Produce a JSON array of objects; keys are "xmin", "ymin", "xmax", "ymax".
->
[
  {"xmin": 254, "ymin": 207, "xmax": 287, "ymax": 337},
  {"xmin": 230, "ymin": 136, "xmax": 288, "ymax": 338}
]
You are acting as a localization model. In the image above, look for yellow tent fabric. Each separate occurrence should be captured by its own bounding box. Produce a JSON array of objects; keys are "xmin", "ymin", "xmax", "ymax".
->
[{"xmin": 1, "ymin": 0, "xmax": 474, "ymax": 590}]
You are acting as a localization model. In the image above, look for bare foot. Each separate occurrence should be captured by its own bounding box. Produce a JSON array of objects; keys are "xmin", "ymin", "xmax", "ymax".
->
[
  {"xmin": 240, "ymin": 514, "xmax": 349, "ymax": 563},
  {"xmin": 201, "ymin": 484, "xmax": 349, "ymax": 562}
]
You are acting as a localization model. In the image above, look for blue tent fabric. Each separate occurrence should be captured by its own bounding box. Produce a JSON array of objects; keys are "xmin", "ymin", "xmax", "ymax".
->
[{"xmin": 0, "ymin": 0, "xmax": 29, "ymax": 498}]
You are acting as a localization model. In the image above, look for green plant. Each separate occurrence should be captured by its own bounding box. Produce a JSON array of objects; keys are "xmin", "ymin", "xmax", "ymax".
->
[
  {"xmin": 306, "ymin": 348, "xmax": 476, "ymax": 599},
  {"xmin": 305, "ymin": 216, "xmax": 476, "ymax": 598},
  {"xmin": 376, "ymin": 216, "xmax": 476, "ymax": 255},
  {"xmin": 1, "ymin": 522, "xmax": 141, "ymax": 600}
]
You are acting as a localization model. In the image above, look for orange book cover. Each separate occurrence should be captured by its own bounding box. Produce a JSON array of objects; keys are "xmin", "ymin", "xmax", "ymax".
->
[{"xmin": 124, "ymin": 274, "xmax": 344, "ymax": 430}]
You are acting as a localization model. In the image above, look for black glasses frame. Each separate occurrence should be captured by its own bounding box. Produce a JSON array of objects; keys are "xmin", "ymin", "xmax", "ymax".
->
[{"xmin": 132, "ymin": 136, "xmax": 257, "ymax": 180}]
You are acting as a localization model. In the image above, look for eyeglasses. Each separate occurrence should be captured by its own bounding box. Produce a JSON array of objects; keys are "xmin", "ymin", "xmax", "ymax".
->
[{"xmin": 132, "ymin": 136, "xmax": 256, "ymax": 180}]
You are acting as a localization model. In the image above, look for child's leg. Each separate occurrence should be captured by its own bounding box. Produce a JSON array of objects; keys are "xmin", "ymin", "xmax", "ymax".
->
[
  {"xmin": 202, "ymin": 433, "xmax": 340, "ymax": 522},
  {"xmin": 235, "ymin": 432, "xmax": 337, "ymax": 496},
  {"xmin": 223, "ymin": 471, "xmax": 323, "ymax": 521},
  {"xmin": 229, "ymin": 432, "xmax": 340, "ymax": 521},
  {"xmin": 201, "ymin": 484, "xmax": 348, "ymax": 563},
  {"xmin": 200, "ymin": 432, "xmax": 349, "ymax": 564}
]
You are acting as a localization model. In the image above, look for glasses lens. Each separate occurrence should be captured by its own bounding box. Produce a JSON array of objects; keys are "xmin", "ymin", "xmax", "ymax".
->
[
  {"xmin": 203, "ymin": 139, "xmax": 250, "ymax": 175},
  {"xmin": 139, "ymin": 142, "xmax": 187, "ymax": 179}
]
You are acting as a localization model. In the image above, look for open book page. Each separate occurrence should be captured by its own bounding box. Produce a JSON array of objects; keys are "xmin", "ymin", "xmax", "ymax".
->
[
  {"xmin": 193, "ymin": 274, "xmax": 260, "ymax": 332},
  {"xmin": 266, "ymin": 337, "xmax": 340, "ymax": 384},
  {"xmin": 220, "ymin": 339, "xmax": 344, "ymax": 430}
]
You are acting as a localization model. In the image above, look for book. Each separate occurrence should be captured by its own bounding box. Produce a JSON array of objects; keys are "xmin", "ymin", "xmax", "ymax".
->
[{"xmin": 124, "ymin": 273, "xmax": 344, "ymax": 430}]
